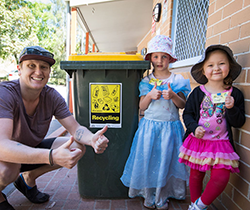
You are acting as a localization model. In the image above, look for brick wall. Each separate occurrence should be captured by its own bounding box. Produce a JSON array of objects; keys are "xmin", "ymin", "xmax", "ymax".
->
[
  {"xmin": 205, "ymin": 1, "xmax": 250, "ymax": 209},
  {"xmin": 138, "ymin": 0, "xmax": 250, "ymax": 209}
]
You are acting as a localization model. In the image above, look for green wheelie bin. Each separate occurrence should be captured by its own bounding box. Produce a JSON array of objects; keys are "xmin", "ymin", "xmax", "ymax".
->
[{"xmin": 60, "ymin": 53, "xmax": 150, "ymax": 198}]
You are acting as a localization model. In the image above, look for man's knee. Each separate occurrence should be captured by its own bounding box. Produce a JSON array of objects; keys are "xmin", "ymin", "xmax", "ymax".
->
[{"xmin": 0, "ymin": 162, "xmax": 20, "ymax": 185}]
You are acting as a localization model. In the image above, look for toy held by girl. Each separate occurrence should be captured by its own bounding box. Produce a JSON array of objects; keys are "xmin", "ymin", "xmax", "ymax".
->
[
  {"xmin": 120, "ymin": 35, "xmax": 191, "ymax": 210},
  {"xmin": 179, "ymin": 45, "xmax": 245, "ymax": 210}
]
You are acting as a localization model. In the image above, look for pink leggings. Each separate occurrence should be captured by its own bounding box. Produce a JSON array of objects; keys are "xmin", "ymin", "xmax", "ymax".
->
[{"xmin": 189, "ymin": 168, "xmax": 230, "ymax": 205}]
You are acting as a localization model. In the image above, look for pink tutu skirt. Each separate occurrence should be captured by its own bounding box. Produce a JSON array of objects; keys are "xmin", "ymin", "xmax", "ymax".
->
[{"xmin": 179, "ymin": 134, "xmax": 239, "ymax": 173}]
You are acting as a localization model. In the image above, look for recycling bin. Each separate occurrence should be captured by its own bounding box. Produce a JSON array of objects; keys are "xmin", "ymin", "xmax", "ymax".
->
[{"xmin": 60, "ymin": 53, "xmax": 150, "ymax": 198}]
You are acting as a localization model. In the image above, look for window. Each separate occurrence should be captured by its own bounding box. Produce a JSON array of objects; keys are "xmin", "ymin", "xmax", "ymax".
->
[{"xmin": 171, "ymin": 0, "xmax": 209, "ymax": 65}]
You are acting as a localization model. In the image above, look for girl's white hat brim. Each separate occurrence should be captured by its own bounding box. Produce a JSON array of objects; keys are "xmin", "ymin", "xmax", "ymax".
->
[{"xmin": 144, "ymin": 35, "xmax": 177, "ymax": 63}]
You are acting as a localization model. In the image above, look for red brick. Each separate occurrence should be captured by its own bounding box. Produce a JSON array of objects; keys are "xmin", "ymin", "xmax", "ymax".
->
[
  {"xmin": 241, "ymin": 22, "xmax": 250, "ymax": 38},
  {"xmin": 235, "ymin": 143, "xmax": 250, "ymax": 165},
  {"xmin": 221, "ymin": 192, "xmax": 241, "ymax": 210},
  {"xmin": 216, "ymin": 0, "xmax": 231, "ymax": 9},
  {"xmin": 238, "ymin": 53, "xmax": 250, "ymax": 68},
  {"xmin": 232, "ymin": 127, "xmax": 240, "ymax": 144},
  {"xmin": 207, "ymin": 26, "xmax": 213, "ymax": 37},
  {"xmin": 207, "ymin": 10, "xmax": 223, "ymax": 26},
  {"xmin": 213, "ymin": 18, "xmax": 230, "ymax": 35},
  {"xmin": 220, "ymin": 27, "xmax": 240, "ymax": 43},
  {"xmin": 54, "ymin": 185, "xmax": 72, "ymax": 199},
  {"xmin": 244, "ymin": 0, "xmax": 250, "ymax": 6},
  {"xmin": 229, "ymin": 39, "xmax": 250, "ymax": 54},
  {"xmin": 63, "ymin": 199, "xmax": 80, "ymax": 209},
  {"xmin": 127, "ymin": 197, "xmax": 143, "ymax": 209},
  {"xmin": 239, "ymin": 85, "xmax": 250, "ymax": 100},
  {"xmin": 225, "ymin": 182, "xmax": 234, "ymax": 198},
  {"xmin": 79, "ymin": 199, "xmax": 95, "ymax": 209},
  {"xmin": 213, "ymin": 198, "xmax": 227, "ymax": 210},
  {"xmin": 238, "ymin": 164, "xmax": 250, "ymax": 186},
  {"xmin": 223, "ymin": 0, "xmax": 243, "ymax": 18},
  {"xmin": 231, "ymin": 7, "xmax": 250, "ymax": 27},
  {"xmin": 233, "ymin": 189, "xmax": 250, "ymax": 209},
  {"xmin": 233, "ymin": 69, "xmax": 245, "ymax": 83},
  {"xmin": 229, "ymin": 173, "xmax": 249, "ymax": 197},
  {"xmin": 111, "ymin": 199, "xmax": 126, "ymax": 210},
  {"xmin": 208, "ymin": 1, "xmax": 215, "ymax": 15},
  {"xmin": 245, "ymin": 100, "xmax": 250, "ymax": 116},
  {"xmin": 205, "ymin": 36, "xmax": 220, "ymax": 47},
  {"xmin": 240, "ymin": 131, "xmax": 250, "ymax": 148},
  {"xmin": 95, "ymin": 200, "xmax": 111, "ymax": 209}
]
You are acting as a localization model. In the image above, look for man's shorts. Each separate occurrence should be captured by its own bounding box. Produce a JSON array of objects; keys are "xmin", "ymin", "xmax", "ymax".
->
[{"xmin": 20, "ymin": 138, "xmax": 56, "ymax": 172}]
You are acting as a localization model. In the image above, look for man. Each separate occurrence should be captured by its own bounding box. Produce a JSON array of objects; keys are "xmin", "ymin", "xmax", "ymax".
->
[{"xmin": 0, "ymin": 46, "xmax": 109, "ymax": 210}]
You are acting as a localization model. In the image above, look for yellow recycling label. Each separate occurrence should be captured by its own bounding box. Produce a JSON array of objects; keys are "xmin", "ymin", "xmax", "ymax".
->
[{"xmin": 90, "ymin": 83, "xmax": 122, "ymax": 128}]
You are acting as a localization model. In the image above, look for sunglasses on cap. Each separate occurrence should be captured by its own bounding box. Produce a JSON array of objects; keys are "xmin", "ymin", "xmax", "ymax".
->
[{"xmin": 19, "ymin": 47, "xmax": 54, "ymax": 59}]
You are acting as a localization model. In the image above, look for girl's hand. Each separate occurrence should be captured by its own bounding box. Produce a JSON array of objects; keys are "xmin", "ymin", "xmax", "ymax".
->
[
  {"xmin": 225, "ymin": 91, "xmax": 234, "ymax": 109},
  {"xmin": 162, "ymin": 83, "xmax": 175, "ymax": 100},
  {"xmin": 194, "ymin": 126, "xmax": 205, "ymax": 139},
  {"xmin": 149, "ymin": 83, "xmax": 162, "ymax": 100}
]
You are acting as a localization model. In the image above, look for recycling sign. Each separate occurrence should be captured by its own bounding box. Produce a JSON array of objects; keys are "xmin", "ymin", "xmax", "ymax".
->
[{"xmin": 89, "ymin": 83, "xmax": 122, "ymax": 128}]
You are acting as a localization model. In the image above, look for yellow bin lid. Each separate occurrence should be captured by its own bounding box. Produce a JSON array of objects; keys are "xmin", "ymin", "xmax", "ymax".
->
[{"xmin": 68, "ymin": 52, "xmax": 144, "ymax": 61}]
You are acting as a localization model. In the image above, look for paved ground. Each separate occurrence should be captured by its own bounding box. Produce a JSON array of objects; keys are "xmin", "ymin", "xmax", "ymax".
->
[
  {"xmin": 5, "ymin": 164, "xmax": 218, "ymax": 210},
  {"xmin": 6, "ymin": 165, "xmax": 192, "ymax": 210}
]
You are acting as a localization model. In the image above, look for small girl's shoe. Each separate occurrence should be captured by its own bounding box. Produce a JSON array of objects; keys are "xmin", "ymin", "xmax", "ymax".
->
[
  {"xmin": 143, "ymin": 200, "xmax": 156, "ymax": 209},
  {"xmin": 188, "ymin": 203, "xmax": 194, "ymax": 210},
  {"xmin": 157, "ymin": 200, "xmax": 169, "ymax": 210},
  {"xmin": 143, "ymin": 204, "xmax": 156, "ymax": 209},
  {"xmin": 188, "ymin": 202, "xmax": 208, "ymax": 210}
]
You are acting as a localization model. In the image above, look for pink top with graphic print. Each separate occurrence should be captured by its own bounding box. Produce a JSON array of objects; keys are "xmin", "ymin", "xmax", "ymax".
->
[{"xmin": 197, "ymin": 85, "xmax": 232, "ymax": 140}]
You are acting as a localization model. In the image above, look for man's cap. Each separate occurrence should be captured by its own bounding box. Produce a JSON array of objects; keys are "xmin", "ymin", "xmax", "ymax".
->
[{"xmin": 19, "ymin": 46, "xmax": 55, "ymax": 66}]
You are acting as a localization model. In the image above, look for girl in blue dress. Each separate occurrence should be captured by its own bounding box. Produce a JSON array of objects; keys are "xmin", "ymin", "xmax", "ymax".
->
[{"xmin": 120, "ymin": 35, "xmax": 191, "ymax": 209}]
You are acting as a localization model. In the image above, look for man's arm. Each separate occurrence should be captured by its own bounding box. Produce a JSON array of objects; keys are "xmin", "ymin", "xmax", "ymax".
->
[
  {"xmin": 0, "ymin": 118, "xmax": 89, "ymax": 169},
  {"xmin": 0, "ymin": 118, "xmax": 50, "ymax": 164},
  {"xmin": 58, "ymin": 115, "xmax": 109, "ymax": 154}
]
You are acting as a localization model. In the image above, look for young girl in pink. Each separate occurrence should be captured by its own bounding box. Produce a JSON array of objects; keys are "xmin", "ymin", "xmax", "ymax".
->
[{"xmin": 179, "ymin": 45, "xmax": 245, "ymax": 210}]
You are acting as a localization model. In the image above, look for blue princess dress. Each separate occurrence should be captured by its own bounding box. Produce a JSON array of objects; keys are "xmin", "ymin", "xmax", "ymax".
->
[{"xmin": 120, "ymin": 73, "xmax": 191, "ymax": 208}]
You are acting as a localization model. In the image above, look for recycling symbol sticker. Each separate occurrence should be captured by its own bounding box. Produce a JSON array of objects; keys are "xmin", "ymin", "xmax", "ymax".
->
[{"xmin": 89, "ymin": 83, "xmax": 122, "ymax": 128}]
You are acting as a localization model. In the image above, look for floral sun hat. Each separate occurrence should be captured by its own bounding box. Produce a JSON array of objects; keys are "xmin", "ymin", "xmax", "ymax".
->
[{"xmin": 144, "ymin": 35, "xmax": 177, "ymax": 63}]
